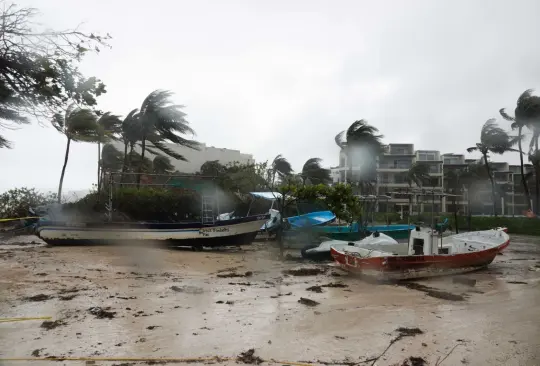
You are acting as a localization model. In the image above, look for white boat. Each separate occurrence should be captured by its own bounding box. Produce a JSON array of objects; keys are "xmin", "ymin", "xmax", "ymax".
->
[{"xmin": 301, "ymin": 232, "xmax": 404, "ymax": 261}]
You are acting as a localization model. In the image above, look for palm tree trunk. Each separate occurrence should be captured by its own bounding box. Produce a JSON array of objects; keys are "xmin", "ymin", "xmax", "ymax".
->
[
  {"xmin": 517, "ymin": 127, "xmax": 532, "ymax": 211},
  {"xmin": 97, "ymin": 142, "xmax": 102, "ymax": 194},
  {"xmin": 57, "ymin": 137, "xmax": 72, "ymax": 204},
  {"xmin": 121, "ymin": 142, "xmax": 129, "ymax": 183},
  {"xmin": 535, "ymin": 137, "xmax": 540, "ymax": 214},
  {"xmin": 482, "ymin": 153, "xmax": 497, "ymax": 216},
  {"xmin": 453, "ymin": 196, "xmax": 458, "ymax": 233},
  {"xmin": 137, "ymin": 137, "xmax": 147, "ymax": 187}
]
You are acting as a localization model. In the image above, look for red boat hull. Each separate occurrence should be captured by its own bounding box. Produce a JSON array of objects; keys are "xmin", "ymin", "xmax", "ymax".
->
[{"xmin": 331, "ymin": 239, "xmax": 510, "ymax": 280}]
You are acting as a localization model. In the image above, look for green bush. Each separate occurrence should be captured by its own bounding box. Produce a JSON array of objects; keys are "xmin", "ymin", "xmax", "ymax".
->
[{"xmin": 0, "ymin": 188, "xmax": 57, "ymax": 219}]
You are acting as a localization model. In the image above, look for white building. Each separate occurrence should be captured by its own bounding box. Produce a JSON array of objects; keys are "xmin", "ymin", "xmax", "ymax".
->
[{"xmin": 112, "ymin": 141, "xmax": 255, "ymax": 174}]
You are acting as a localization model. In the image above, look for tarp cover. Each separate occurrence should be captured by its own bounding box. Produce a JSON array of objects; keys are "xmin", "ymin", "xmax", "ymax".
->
[{"xmin": 250, "ymin": 192, "xmax": 282, "ymax": 200}]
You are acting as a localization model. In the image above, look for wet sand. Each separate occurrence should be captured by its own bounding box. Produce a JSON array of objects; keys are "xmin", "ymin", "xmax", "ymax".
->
[{"xmin": 1, "ymin": 235, "xmax": 540, "ymax": 365}]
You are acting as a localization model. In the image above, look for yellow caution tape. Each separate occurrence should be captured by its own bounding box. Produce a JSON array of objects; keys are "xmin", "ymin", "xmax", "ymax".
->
[
  {"xmin": 0, "ymin": 317, "xmax": 52, "ymax": 323},
  {"xmin": 0, "ymin": 217, "xmax": 40, "ymax": 223}
]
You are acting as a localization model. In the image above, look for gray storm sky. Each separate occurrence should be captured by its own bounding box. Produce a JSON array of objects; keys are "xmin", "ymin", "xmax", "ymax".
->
[{"xmin": 2, "ymin": 0, "xmax": 540, "ymax": 191}]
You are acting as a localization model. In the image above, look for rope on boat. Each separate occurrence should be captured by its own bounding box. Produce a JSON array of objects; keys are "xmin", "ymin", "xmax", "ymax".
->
[
  {"xmin": 0, "ymin": 316, "xmax": 52, "ymax": 323},
  {"xmin": 0, "ymin": 356, "xmax": 314, "ymax": 365}
]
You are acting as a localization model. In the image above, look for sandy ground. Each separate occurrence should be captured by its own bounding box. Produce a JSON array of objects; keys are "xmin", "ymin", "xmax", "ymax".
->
[{"xmin": 1, "ymin": 235, "xmax": 540, "ymax": 366}]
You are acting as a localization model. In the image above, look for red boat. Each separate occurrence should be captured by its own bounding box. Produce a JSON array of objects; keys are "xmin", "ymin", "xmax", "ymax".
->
[{"xmin": 330, "ymin": 226, "xmax": 509, "ymax": 280}]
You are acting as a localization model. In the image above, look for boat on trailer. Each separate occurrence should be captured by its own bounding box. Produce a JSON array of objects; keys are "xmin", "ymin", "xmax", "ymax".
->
[
  {"xmin": 35, "ymin": 173, "xmax": 269, "ymax": 249},
  {"xmin": 331, "ymin": 225, "xmax": 509, "ymax": 280}
]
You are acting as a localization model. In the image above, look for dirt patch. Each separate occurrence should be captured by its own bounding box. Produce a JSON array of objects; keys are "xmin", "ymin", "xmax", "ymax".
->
[
  {"xmin": 283, "ymin": 267, "xmax": 326, "ymax": 276},
  {"xmin": 217, "ymin": 271, "xmax": 253, "ymax": 278},
  {"xmin": 298, "ymin": 297, "xmax": 320, "ymax": 306},
  {"xmin": 24, "ymin": 294, "xmax": 53, "ymax": 302},
  {"xmin": 306, "ymin": 285, "xmax": 323, "ymax": 293},
  {"xmin": 236, "ymin": 349, "xmax": 263, "ymax": 364},
  {"xmin": 88, "ymin": 307, "xmax": 116, "ymax": 319},
  {"xmin": 40, "ymin": 320, "xmax": 65, "ymax": 330},
  {"xmin": 401, "ymin": 282, "xmax": 466, "ymax": 301}
]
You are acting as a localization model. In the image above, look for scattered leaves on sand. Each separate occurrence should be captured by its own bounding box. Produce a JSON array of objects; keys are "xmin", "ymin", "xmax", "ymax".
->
[
  {"xmin": 25, "ymin": 294, "xmax": 53, "ymax": 302},
  {"xmin": 59, "ymin": 294, "xmax": 77, "ymax": 301},
  {"xmin": 321, "ymin": 282, "xmax": 348, "ymax": 288},
  {"xmin": 401, "ymin": 283, "xmax": 466, "ymax": 301},
  {"xmin": 298, "ymin": 297, "xmax": 320, "ymax": 306},
  {"xmin": 306, "ymin": 285, "xmax": 323, "ymax": 293},
  {"xmin": 88, "ymin": 307, "xmax": 116, "ymax": 319},
  {"xmin": 217, "ymin": 271, "xmax": 252, "ymax": 278},
  {"xmin": 236, "ymin": 349, "xmax": 263, "ymax": 364},
  {"xmin": 31, "ymin": 349, "xmax": 44, "ymax": 357},
  {"xmin": 170, "ymin": 285, "xmax": 203, "ymax": 294},
  {"xmin": 283, "ymin": 267, "xmax": 326, "ymax": 276},
  {"xmin": 40, "ymin": 320, "xmax": 65, "ymax": 330}
]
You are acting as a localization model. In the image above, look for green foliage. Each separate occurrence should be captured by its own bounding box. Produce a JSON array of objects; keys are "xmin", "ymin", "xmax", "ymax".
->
[
  {"xmin": 301, "ymin": 158, "xmax": 331, "ymax": 184},
  {"xmin": 200, "ymin": 160, "xmax": 268, "ymax": 194},
  {"xmin": 0, "ymin": 187, "xmax": 56, "ymax": 218},
  {"xmin": 0, "ymin": 3, "xmax": 110, "ymax": 148},
  {"xmin": 152, "ymin": 155, "xmax": 174, "ymax": 174}
]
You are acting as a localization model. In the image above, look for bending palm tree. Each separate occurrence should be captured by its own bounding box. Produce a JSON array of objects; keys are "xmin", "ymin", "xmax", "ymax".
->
[
  {"xmin": 467, "ymin": 119, "xmax": 518, "ymax": 216},
  {"xmin": 301, "ymin": 158, "xmax": 331, "ymax": 185},
  {"xmin": 96, "ymin": 112, "xmax": 122, "ymax": 192},
  {"xmin": 152, "ymin": 155, "xmax": 175, "ymax": 175},
  {"xmin": 271, "ymin": 154, "xmax": 293, "ymax": 185},
  {"xmin": 52, "ymin": 104, "xmax": 99, "ymax": 203},
  {"xmin": 335, "ymin": 120, "xmax": 385, "ymax": 194},
  {"xmin": 137, "ymin": 90, "xmax": 199, "ymax": 185},
  {"xmin": 120, "ymin": 109, "xmax": 141, "ymax": 180},
  {"xmin": 499, "ymin": 89, "xmax": 540, "ymax": 211}
]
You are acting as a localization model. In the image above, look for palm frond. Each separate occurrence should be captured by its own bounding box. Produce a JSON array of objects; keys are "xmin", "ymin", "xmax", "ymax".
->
[
  {"xmin": 272, "ymin": 154, "xmax": 293, "ymax": 176},
  {"xmin": 301, "ymin": 157, "xmax": 331, "ymax": 184},
  {"xmin": 0, "ymin": 134, "xmax": 12, "ymax": 148},
  {"xmin": 334, "ymin": 131, "xmax": 346, "ymax": 148},
  {"xmin": 151, "ymin": 140, "xmax": 187, "ymax": 161},
  {"xmin": 499, "ymin": 108, "xmax": 515, "ymax": 122}
]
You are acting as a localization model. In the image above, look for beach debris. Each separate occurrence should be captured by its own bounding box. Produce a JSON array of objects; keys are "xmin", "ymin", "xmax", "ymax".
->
[
  {"xmin": 170, "ymin": 285, "xmax": 204, "ymax": 294},
  {"xmin": 306, "ymin": 285, "xmax": 323, "ymax": 293},
  {"xmin": 88, "ymin": 307, "xmax": 116, "ymax": 319},
  {"xmin": 228, "ymin": 282, "xmax": 252, "ymax": 286},
  {"xmin": 321, "ymin": 282, "xmax": 348, "ymax": 288},
  {"xmin": 452, "ymin": 277, "xmax": 477, "ymax": 287},
  {"xmin": 31, "ymin": 349, "xmax": 43, "ymax": 357},
  {"xmin": 40, "ymin": 320, "xmax": 65, "ymax": 330},
  {"xmin": 236, "ymin": 349, "xmax": 263, "ymax": 364},
  {"xmin": 24, "ymin": 294, "xmax": 53, "ymax": 302},
  {"xmin": 146, "ymin": 325, "xmax": 160, "ymax": 330},
  {"xmin": 507, "ymin": 281, "xmax": 528, "ymax": 284},
  {"xmin": 398, "ymin": 356, "xmax": 427, "ymax": 366},
  {"xmin": 283, "ymin": 267, "xmax": 325, "ymax": 276},
  {"xmin": 368, "ymin": 327, "xmax": 425, "ymax": 366},
  {"xmin": 401, "ymin": 282, "xmax": 466, "ymax": 301},
  {"xmin": 226, "ymin": 300, "xmax": 235, "ymax": 305},
  {"xmin": 298, "ymin": 297, "xmax": 320, "ymax": 306}
]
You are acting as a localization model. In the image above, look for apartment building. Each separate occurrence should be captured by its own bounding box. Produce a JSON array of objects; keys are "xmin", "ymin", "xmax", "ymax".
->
[{"xmin": 334, "ymin": 144, "xmax": 538, "ymax": 215}]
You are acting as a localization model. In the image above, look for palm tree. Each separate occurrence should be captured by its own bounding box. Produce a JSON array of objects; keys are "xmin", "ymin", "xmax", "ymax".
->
[
  {"xmin": 120, "ymin": 109, "xmax": 141, "ymax": 179},
  {"xmin": 100, "ymin": 143, "xmax": 124, "ymax": 189},
  {"xmin": 403, "ymin": 163, "xmax": 431, "ymax": 216},
  {"xmin": 335, "ymin": 120, "xmax": 385, "ymax": 193},
  {"xmin": 270, "ymin": 154, "xmax": 293, "ymax": 186},
  {"xmin": 499, "ymin": 89, "xmax": 540, "ymax": 211},
  {"xmin": 152, "ymin": 155, "xmax": 174, "ymax": 175},
  {"xmin": 95, "ymin": 112, "xmax": 122, "ymax": 193},
  {"xmin": 137, "ymin": 90, "xmax": 199, "ymax": 185},
  {"xmin": 301, "ymin": 158, "xmax": 331, "ymax": 185},
  {"xmin": 444, "ymin": 168, "xmax": 466, "ymax": 233},
  {"xmin": 52, "ymin": 104, "xmax": 99, "ymax": 203},
  {"xmin": 467, "ymin": 119, "xmax": 518, "ymax": 216}
]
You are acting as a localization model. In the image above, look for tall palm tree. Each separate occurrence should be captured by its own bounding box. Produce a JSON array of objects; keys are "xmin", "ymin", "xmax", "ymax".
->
[
  {"xmin": 499, "ymin": 89, "xmax": 540, "ymax": 211},
  {"xmin": 335, "ymin": 120, "xmax": 385, "ymax": 193},
  {"xmin": 137, "ymin": 90, "xmax": 199, "ymax": 185},
  {"xmin": 120, "ymin": 109, "xmax": 141, "ymax": 179},
  {"xmin": 403, "ymin": 163, "xmax": 431, "ymax": 216},
  {"xmin": 301, "ymin": 158, "xmax": 331, "ymax": 185},
  {"xmin": 152, "ymin": 155, "xmax": 174, "ymax": 175},
  {"xmin": 52, "ymin": 104, "xmax": 99, "ymax": 203},
  {"xmin": 467, "ymin": 119, "xmax": 518, "ymax": 216},
  {"xmin": 99, "ymin": 143, "xmax": 124, "ymax": 189},
  {"xmin": 271, "ymin": 154, "xmax": 293, "ymax": 185},
  {"xmin": 95, "ymin": 112, "xmax": 122, "ymax": 192}
]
